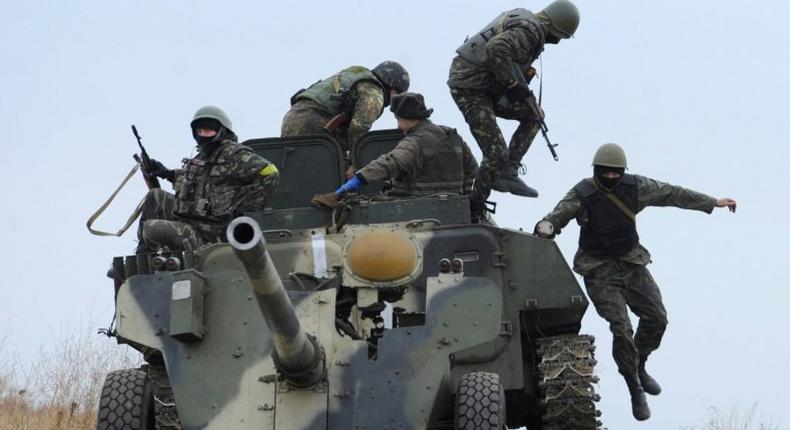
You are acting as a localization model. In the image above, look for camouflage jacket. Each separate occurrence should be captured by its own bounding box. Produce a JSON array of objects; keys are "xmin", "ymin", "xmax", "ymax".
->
[
  {"xmin": 542, "ymin": 175, "xmax": 717, "ymax": 276},
  {"xmin": 448, "ymin": 20, "xmax": 546, "ymax": 91},
  {"xmin": 345, "ymin": 81, "xmax": 386, "ymax": 149},
  {"xmin": 357, "ymin": 120, "xmax": 478, "ymax": 196},
  {"xmin": 172, "ymin": 137, "xmax": 279, "ymax": 223}
]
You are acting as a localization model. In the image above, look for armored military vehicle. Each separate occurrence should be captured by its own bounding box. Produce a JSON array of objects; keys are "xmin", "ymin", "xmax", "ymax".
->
[{"xmin": 98, "ymin": 130, "xmax": 601, "ymax": 429}]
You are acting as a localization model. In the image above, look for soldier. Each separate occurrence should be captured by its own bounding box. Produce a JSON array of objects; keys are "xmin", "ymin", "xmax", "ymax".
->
[
  {"xmin": 534, "ymin": 143, "xmax": 737, "ymax": 421},
  {"xmin": 335, "ymin": 92, "xmax": 478, "ymax": 197},
  {"xmin": 136, "ymin": 106, "xmax": 279, "ymax": 253},
  {"xmin": 281, "ymin": 61, "xmax": 410, "ymax": 151},
  {"xmin": 447, "ymin": 0, "xmax": 580, "ymax": 215}
]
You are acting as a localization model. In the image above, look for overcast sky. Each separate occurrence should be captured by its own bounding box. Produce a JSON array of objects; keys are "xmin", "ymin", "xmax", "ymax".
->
[{"xmin": 1, "ymin": 1, "xmax": 788, "ymax": 428}]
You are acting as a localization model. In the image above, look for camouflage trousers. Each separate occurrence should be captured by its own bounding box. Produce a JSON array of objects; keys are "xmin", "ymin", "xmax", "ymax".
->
[
  {"xmin": 136, "ymin": 189, "xmax": 224, "ymax": 254},
  {"xmin": 583, "ymin": 261, "xmax": 668, "ymax": 379},
  {"xmin": 281, "ymin": 101, "xmax": 349, "ymax": 148},
  {"xmin": 450, "ymin": 88, "xmax": 540, "ymax": 205}
]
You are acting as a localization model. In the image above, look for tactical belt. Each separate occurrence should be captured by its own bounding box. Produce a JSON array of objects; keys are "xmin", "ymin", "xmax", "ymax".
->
[{"xmin": 86, "ymin": 164, "xmax": 146, "ymax": 237}]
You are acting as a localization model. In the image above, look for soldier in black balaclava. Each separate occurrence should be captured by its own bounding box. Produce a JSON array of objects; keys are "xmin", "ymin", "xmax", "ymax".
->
[
  {"xmin": 136, "ymin": 106, "xmax": 279, "ymax": 254},
  {"xmin": 534, "ymin": 143, "xmax": 737, "ymax": 421}
]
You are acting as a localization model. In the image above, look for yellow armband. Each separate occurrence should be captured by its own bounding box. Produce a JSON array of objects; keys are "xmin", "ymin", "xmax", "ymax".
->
[{"xmin": 259, "ymin": 164, "xmax": 278, "ymax": 176}]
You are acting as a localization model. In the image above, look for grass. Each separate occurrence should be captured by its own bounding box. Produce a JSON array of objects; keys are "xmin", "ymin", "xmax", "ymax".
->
[
  {"xmin": 681, "ymin": 404, "xmax": 783, "ymax": 430},
  {"xmin": 0, "ymin": 323, "xmax": 138, "ymax": 430}
]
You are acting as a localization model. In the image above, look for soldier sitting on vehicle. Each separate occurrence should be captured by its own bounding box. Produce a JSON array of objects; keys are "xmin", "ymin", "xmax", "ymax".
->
[
  {"xmin": 136, "ymin": 106, "xmax": 279, "ymax": 253},
  {"xmin": 334, "ymin": 92, "xmax": 478, "ymax": 198},
  {"xmin": 281, "ymin": 61, "xmax": 410, "ymax": 151},
  {"xmin": 534, "ymin": 143, "xmax": 737, "ymax": 421}
]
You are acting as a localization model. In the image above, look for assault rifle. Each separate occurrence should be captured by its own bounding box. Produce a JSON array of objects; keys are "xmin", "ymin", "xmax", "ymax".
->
[
  {"xmin": 131, "ymin": 125, "xmax": 160, "ymax": 189},
  {"xmin": 511, "ymin": 64, "xmax": 560, "ymax": 161}
]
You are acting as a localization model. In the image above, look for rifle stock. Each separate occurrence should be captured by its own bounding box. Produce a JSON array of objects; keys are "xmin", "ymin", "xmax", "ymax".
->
[{"xmin": 324, "ymin": 112, "xmax": 349, "ymax": 133}]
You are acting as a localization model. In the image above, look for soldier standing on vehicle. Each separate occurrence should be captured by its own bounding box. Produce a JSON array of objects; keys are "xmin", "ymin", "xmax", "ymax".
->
[
  {"xmin": 136, "ymin": 106, "xmax": 279, "ymax": 253},
  {"xmin": 335, "ymin": 92, "xmax": 478, "ymax": 197},
  {"xmin": 534, "ymin": 143, "xmax": 737, "ymax": 421},
  {"xmin": 281, "ymin": 61, "xmax": 410, "ymax": 151},
  {"xmin": 448, "ymin": 0, "xmax": 580, "ymax": 217}
]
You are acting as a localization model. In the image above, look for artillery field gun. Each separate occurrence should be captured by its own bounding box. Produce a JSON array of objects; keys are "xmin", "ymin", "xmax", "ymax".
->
[{"xmin": 98, "ymin": 131, "xmax": 601, "ymax": 429}]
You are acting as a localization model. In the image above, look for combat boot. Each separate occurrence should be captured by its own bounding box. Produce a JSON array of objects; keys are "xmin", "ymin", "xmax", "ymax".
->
[
  {"xmin": 639, "ymin": 355, "xmax": 662, "ymax": 396},
  {"xmin": 491, "ymin": 161, "xmax": 539, "ymax": 197},
  {"xmin": 626, "ymin": 375, "xmax": 651, "ymax": 421}
]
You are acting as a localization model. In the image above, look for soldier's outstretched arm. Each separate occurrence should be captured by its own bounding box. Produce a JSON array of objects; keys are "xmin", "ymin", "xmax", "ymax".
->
[
  {"xmin": 357, "ymin": 138, "xmax": 420, "ymax": 184},
  {"xmin": 635, "ymin": 175, "xmax": 732, "ymax": 214},
  {"xmin": 536, "ymin": 189, "xmax": 582, "ymax": 238},
  {"xmin": 347, "ymin": 82, "xmax": 385, "ymax": 148}
]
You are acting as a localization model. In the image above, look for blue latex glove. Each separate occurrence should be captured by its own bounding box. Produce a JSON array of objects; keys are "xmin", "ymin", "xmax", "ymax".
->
[{"xmin": 335, "ymin": 175, "xmax": 363, "ymax": 194}]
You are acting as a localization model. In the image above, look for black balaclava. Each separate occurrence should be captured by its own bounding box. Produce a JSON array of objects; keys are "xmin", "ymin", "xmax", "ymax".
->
[
  {"xmin": 594, "ymin": 165, "xmax": 625, "ymax": 190},
  {"xmin": 191, "ymin": 118, "xmax": 224, "ymax": 148},
  {"xmin": 544, "ymin": 33, "xmax": 561, "ymax": 44}
]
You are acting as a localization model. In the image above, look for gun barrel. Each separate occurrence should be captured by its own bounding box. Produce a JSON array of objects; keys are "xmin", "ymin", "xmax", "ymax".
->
[{"xmin": 227, "ymin": 216, "xmax": 324, "ymax": 387}]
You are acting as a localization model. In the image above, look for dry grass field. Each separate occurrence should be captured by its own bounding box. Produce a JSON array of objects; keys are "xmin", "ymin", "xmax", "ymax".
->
[
  {"xmin": 0, "ymin": 324, "xmax": 137, "ymax": 430},
  {"xmin": 0, "ymin": 324, "xmax": 780, "ymax": 430}
]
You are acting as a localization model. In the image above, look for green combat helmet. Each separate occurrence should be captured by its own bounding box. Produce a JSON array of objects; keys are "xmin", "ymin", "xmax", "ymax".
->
[
  {"xmin": 372, "ymin": 61, "xmax": 410, "ymax": 93},
  {"xmin": 537, "ymin": 0, "xmax": 580, "ymax": 39},
  {"xmin": 191, "ymin": 105, "xmax": 234, "ymax": 133},
  {"xmin": 592, "ymin": 142, "xmax": 628, "ymax": 168}
]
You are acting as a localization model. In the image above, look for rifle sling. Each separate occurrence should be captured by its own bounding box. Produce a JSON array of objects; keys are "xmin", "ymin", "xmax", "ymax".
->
[
  {"xmin": 590, "ymin": 179, "xmax": 636, "ymax": 222},
  {"xmin": 86, "ymin": 163, "xmax": 147, "ymax": 237}
]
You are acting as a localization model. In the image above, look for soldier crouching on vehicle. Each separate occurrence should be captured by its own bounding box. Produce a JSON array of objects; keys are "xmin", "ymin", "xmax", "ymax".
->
[
  {"xmin": 534, "ymin": 143, "xmax": 737, "ymax": 421},
  {"xmin": 135, "ymin": 106, "xmax": 279, "ymax": 254},
  {"xmin": 282, "ymin": 61, "xmax": 410, "ymax": 152},
  {"xmin": 334, "ymin": 92, "xmax": 478, "ymax": 198}
]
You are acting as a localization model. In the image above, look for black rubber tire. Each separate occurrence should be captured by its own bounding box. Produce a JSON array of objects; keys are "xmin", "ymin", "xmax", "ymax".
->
[
  {"xmin": 97, "ymin": 368, "xmax": 154, "ymax": 430},
  {"xmin": 455, "ymin": 371, "xmax": 507, "ymax": 429}
]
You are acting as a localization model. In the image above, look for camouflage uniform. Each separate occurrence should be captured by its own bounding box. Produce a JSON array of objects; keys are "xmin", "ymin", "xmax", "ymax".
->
[
  {"xmin": 282, "ymin": 74, "xmax": 385, "ymax": 151},
  {"xmin": 541, "ymin": 175, "xmax": 717, "ymax": 378},
  {"xmin": 137, "ymin": 137, "xmax": 279, "ymax": 252},
  {"xmin": 357, "ymin": 120, "xmax": 478, "ymax": 197},
  {"xmin": 448, "ymin": 13, "xmax": 546, "ymax": 206}
]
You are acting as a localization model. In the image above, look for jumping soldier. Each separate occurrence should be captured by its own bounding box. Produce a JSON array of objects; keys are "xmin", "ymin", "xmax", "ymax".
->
[
  {"xmin": 335, "ymin": 92, "xmax": 478, "ymax": 198},
  {"xmin": 136, "ymin": 106, "xmax": 279, "ymax": 253},
  {"xmin": 534, "ymin": 143, "xmax": 737, "ymax": 421},
  {"xmin": 281, "ymin": 61, "xmax": 410, "ymax": 151},
  {"xmin": 447, "ymin": 0, "xmax": 580, "ymax": 217}
]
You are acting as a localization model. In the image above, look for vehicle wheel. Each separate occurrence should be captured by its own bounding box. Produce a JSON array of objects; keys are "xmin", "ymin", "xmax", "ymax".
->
[
  {"xmin": 97, "ymin": 368, "xmax": 154, "ymax": 430},
  {"xmin": 537, "ymin": 334, "xmax": 601, "ymax": 429},
  {"xmin": 455, "ymin": 371, "xmax": 507, "ymax": 429}
]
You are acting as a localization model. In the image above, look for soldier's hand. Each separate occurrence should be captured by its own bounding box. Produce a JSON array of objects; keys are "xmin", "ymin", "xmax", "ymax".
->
[
  {"xmin": 715, "ymin": 197, "xmax": 737, "ymax": 213},
  {"xmin": 506, "ymin": 82, "xmax": 532, "ymax": 104},
  {"xmin": 526, "ymin": 93, "xmax": 545, "ymax": 120},
  {"xmin": 533, "ymin": 220, "xmax": 556, "ymax": 239},
  {"xmin": 149, "ymin": 159, "xmax": 175, "ymax": 182},
  {"xmin": 335, "ymin": 175, "xmax": 363, "ymax": 195}
]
